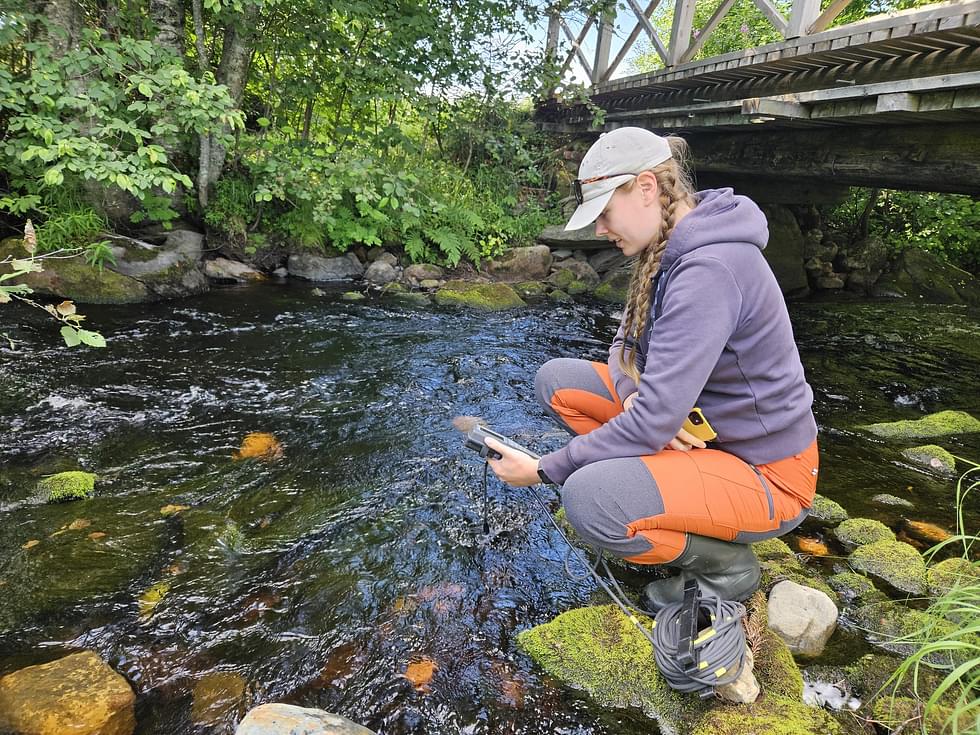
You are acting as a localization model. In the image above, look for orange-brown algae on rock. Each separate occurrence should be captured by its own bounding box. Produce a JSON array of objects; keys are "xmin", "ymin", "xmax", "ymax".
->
[
  {"xmin": 903, "ymin": 520, "xmax": 952, "ymax": 545},
  {"xmin": 0, "ymin": 650, "xmax": 135, "ymax": 735},
  {"xmin": 233, "ymin": 432, "xmax": 284, "ymax": 461}
]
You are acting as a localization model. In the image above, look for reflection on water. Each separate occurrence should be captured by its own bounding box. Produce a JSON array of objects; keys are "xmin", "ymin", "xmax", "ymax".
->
[{"xmin": 1, "ymin": 284, "xmax": 978, "ymax": 734}]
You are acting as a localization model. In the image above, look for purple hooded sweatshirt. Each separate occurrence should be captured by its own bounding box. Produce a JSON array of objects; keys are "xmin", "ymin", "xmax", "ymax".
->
[{"xmin": 539, "ymin": 188, "xmax": 817, "ymax": 486}]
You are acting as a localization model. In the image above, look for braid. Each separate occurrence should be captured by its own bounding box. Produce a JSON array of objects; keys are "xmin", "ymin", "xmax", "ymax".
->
[{"xmin": 618, "ymin": 147, "xmax": 697, "ymax": 383}]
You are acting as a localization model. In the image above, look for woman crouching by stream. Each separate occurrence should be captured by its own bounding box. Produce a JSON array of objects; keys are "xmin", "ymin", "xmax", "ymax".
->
[{"xmin": 485, "ymin": 126, "xmax": 819, "ymax": 611}]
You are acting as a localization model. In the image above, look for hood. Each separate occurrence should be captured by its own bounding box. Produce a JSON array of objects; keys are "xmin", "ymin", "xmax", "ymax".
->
[{"xmin": 659, "ymin": 188, "xmax": 769, "ymax": 272}]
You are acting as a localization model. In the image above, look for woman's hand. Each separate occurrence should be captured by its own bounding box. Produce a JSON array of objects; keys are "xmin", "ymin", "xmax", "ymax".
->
[
  {"xmin": 667, "ymin": 426, "xmax": 707, "ymax": 452},
  {"xmin": 485, "ymin": 438, "xmax": 541, "ymax": 487}
]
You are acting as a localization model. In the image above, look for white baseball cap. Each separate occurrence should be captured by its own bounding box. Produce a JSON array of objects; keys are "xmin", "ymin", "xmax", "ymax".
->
[{"xmin": 565, "ymin": 127, "xmax": 673, "ymax": 231}]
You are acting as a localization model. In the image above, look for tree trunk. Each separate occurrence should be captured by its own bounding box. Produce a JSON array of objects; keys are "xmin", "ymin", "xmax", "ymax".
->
[
  {"xmin": 301, "ymin": 97, "xmax": 313, "ymax": 141},
  {"xmin": 206, "ymin": 14, "xmax": 256, "ymax": 186},
  {"xmin": 149, "ymin": 0, "xmax": 185, "ymax": 55},
  {"xmin": 36, "ymin": 0, "xmax": 83, "ymax": 57},
  {"xmin": 191, "ymin": 0, "xmax": 211, "ymax": 209}
]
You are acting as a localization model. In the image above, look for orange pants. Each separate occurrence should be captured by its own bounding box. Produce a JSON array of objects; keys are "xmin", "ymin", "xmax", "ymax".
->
[{"xmin": 535, "ymin": 358, "xmax": 818, "ymax": 565}]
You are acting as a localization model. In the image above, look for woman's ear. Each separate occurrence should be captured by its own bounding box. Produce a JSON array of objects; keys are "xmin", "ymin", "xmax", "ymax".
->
[{"xmin": 635, "ymin": 171, "xmax": 659, "ymax": 205}]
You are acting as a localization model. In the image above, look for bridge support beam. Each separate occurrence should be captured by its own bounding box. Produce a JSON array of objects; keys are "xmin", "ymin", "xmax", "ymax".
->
[{"xmin": 686, "ymin": 122, "xmax": 980, "ymax": 196}]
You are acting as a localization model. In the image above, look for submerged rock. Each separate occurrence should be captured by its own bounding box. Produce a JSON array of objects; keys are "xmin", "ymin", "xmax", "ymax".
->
[
  {"xmin": 434, "ymin": 280, "xmax": 526, "ymax": 310},
  {"xmin": 36, "ymin": 471, "xmax": 97, "ymax": 502},
  {"xmin": 827, "ymin": 572, "xmax": 887, "ymax": 605},
  {"xmin": 235, "ymin": 703, "xmax": 376, "ymax": 734},
  {"xmin": 0, "ymin": 651, "xmax": 135, "ymax": 735},
  {"xmin": 852, "ymin": 602, "xmax": 959, "ymax": 662},
  {"xmin": 870, "ymin": 494, "xmax": 914, "ymax": 509},
  {"xmin": 767, "ymin": 580, "xmax": 839, "ymax": 657},
  {"xmin": 848, "ymin": 540, "xmax": 927, "ymax": 595},
  {"xmin": 191, "ymin": 672, "xmax": 247, "ymax": 728},
  {"xmin": 900, "ymin": 444, "xmax": 957, "ymax": 474},
  {"xmin": 833, "ymin": 518, "xmax": 895, "ymax": 550},
  {"xmin": 858, "ymin": 410, "xmax": 980, "ymax": 440}
]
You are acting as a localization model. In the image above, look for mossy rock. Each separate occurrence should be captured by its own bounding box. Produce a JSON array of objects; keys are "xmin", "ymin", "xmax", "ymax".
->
[
  {"xmin": 858, "ymin": 410, "xmax": 980, "ymax": 440},
  {"xmin": 848, "ymin": 541, "xmax": 927, "ymax": 595},
  {"xmin": 833, "ymin": 518, "xmax": 895, "ymax": 550},
  {"xmin": 752, "ymin": 537, "xmax": 838, "ymax": 602},
  {"xmin": 806, "ymin": 494, "xmax": 848, "ymax": 526},
  {"xmin": 341, "ymin": 291, "xmax": 366, "ymax": 301},
  {"xmin": 549, "ymin": 268, "xmax": 577, "ymax": 291},
  {"xmin": 870, "ymin": 494, "xmax": 914, "ymax": 509},
  {"xmin": 381, "ymin": 281, "xmax": 407, "ymax": 294},
  {"xmin": 0, "ymin": 238, "xmax": 149, "ymax": 304},
  {"xmin": 36, "ymin": 471, "xmax": 97, "ymax": 502},
  {"xmin": 871, "ymin": 696, "xmax": 962, "ymax": 735},
  {"xmin": 517, "ymin": 592, "xmax": 840, "ymax": 735},
  {"xmin": 926, "ymin": 557, "xmax": 980, "ymax": 597},
  {"xmin": 827, "ymin": 572, "xmax": 887, "ymax": 605},
  {"xmin": 513, "ymin": 281, "xmax": 548, "ymax": 300},
  {"xmin": 433, "ymin": 280, "xmax": 526, "ymax": 310},
  {"xmin": 852, "ymin": 602, "xmax": 959, "ymax": 662},
  {"xmin": 548, "ymin": 289, "xmax": 573, "ymax": 302},
  {"xmin": 900, "ymin": 444, "xmax": 957, "ymax": 475},
  {"xmin": 594, "ymin": 274, "xmax": 629, "ymax": 304}
]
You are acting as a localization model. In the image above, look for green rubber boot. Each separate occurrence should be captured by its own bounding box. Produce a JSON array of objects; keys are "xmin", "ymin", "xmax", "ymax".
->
[{"xmin": 641, "ymin": 534, "xmax": 761, "ymax": 613}]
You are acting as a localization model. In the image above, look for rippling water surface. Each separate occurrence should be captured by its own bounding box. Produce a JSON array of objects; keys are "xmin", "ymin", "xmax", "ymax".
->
[{"xmin": 1, "ymin": 283, "xmax": 978, "ymax": 734}]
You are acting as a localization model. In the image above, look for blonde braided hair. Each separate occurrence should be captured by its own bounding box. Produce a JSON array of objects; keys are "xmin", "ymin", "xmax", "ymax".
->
[{"xmin": 618, "ymin": 136, "xmax": 697, "ymax": 383}]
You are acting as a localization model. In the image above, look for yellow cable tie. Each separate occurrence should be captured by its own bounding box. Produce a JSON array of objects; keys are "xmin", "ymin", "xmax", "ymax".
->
[
  {"xmin": 699, "ymin": 660, "xmax": 709, "ymax": 670},
  {"xmin": 714, "ymin": 666, "xmax": 727, "ymax": 678},
  {"xmin": 693, "ymin": 628, "xmax": 716, "ymax": 645}
]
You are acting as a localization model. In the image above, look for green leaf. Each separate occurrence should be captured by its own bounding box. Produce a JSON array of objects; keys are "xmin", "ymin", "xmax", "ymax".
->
[
  {"xmin": 257, "ymin": 117, "xmax": 270, "ymax": 127},
  {"xmin": 138, "ymin": 81, "xmax": 153, "ymax": 97},
  {"xmin": 77, "ymin": 329, "xmax": 106, "ymax": 348},
  {"xmin": 43, "ymin": 167, "xmax": 64, "ymax": 186},
  {"xmin": 61, "ymin": 326, "xmax": 82, "ymax": 347}
]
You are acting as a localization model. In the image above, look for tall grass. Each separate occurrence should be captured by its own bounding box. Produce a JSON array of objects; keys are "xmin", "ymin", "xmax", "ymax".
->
[{"xmin": 883, "ymin": 459, "xmax": 980, "ymax": 734}]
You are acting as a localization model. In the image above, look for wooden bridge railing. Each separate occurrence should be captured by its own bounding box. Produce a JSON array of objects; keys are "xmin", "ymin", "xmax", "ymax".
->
[{"xmin": 545, "ymin": 0, "xmax": 861, "ymax": 87}]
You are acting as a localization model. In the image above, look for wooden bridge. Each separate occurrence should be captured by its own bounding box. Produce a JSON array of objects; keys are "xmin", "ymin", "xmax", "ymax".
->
[{"xmin": 537, "ymin": 0, "xmax": 980, "ymax": 197}]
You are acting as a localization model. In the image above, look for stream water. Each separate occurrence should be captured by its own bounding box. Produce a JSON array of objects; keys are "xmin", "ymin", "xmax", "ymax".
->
[{"xmin": 1, "ymin": 283, "xmax": 978, "ymax": 734}]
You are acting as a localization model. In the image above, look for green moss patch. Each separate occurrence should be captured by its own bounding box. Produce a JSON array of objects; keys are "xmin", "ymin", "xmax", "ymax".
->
[
  {"xmin": 834, "ymin": 518, "xmax": 895, "ymax": 549},
  {"xmin": 36, "ymin": 471, "xmax": 97, "ymax": 502},
  {"xmin": 807, "ymin": 494, "xmax": 849, "ymax": 526},
  {"xmin": 849, "ymin": 541, "xmax": 927, "ymax": 596},
  {"xmin": 594, "ymin": 279, "xmax": 628, "ymax": 304},
  {"xmin": 900, "ymin": 444, "xmax": 957, "ymax": 475},
  {"xmin": 517, "ymin": 592, "xmax": 840, "ymax": 734},
  {"xmin": 852, "ymin": 602, "xmax": 957, "ymax": 662},
  {"xmin": 926, "ymin": 557, "xmax": 980, "ymax": 597},
  {"xmin": 433, "ymin": 280, "xmax": 526, "ymax": 310},
  {"xmin": 828, "ymin": 572, "xmax": 887, "ymax": 605},
  {"xmin": 752, "ymin": 538, "xmax": 837, "ymax": 602},
  {"xmin": 513, "ymin": 281, "xmax": 548, "ymax": 300},
  {"xmin": 858, "ymin": 410, "xmax": 980, "ymax": 440}
]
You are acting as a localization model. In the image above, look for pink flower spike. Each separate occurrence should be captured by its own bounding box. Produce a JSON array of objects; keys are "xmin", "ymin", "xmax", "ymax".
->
[{"xmin": 740, "ymin": 23, "xmax": 750, "ymax": 33}]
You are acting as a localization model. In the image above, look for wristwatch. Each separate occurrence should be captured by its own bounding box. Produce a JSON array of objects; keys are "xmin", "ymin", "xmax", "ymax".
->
[{"xmin": 536, "ymin": 461, "xmax": 554, "ymax": 485}]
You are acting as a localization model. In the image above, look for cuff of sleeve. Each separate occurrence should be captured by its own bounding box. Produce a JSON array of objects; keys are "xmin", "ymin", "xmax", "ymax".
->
[{"xmin": 540, "ymin": 446, "xmax": 579, "ymax": 487}]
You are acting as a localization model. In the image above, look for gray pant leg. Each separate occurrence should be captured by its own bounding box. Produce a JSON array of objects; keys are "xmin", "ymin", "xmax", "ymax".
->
[
  {"xmin": 561, "ymin": 457, "xmax": 662, "ymax": 559},
  {"xmin": 534, "ymin": 357, "xmax": 615, "ymax": 435}
]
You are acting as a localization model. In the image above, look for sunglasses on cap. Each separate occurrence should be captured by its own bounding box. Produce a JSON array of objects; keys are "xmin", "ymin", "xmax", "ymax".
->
[{"xmin": 572, "ymin": 173, "xmax": 638, "ymax": 206}]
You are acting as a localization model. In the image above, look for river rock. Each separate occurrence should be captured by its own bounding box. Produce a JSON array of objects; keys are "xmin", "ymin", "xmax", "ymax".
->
[
  {"xmin": 235, "ymin": 703, "xmax": 376, "ymax": 734},
  {"xmin": 0, "ymin": 651, "xmax": 135, "ymax": 735},
  {"xmin": 364, "ymin": 260, "xmax": 398, "ymax": 285},
  {"xmin": 759, "ymin": 204, "xmax": 809, "ymax": 299},
  {"xmin": 288, "ymin": 252, "xmax": 364, "ymax": 281},
  {"xmin": 752, "ymin": 537, "xmax": 837, "ymax": 601},
  {"xmin": 588, "ymin": 248, "xmax": 629, "ymax": 275},
  {"xmin": 551, "ymin": 248, "xmax": 573, "ymax": 260},
  {"xmin": 806, "ymin": 494, "xmax": 849, "ymax": 526},
  {"xmin": 594, "ymin": 268, "xmax": 631, "ymax": 304},
  {"xmin": 877, "ymin": 247, "xmax": 980, "ymax": 306},
  {"xmin": 870, "ymin": 494, "xmax": 915, "ymax": 509},
  {"xmin": 551, "ymin": 260, "xmax": 600, "ymax": 287},
  {"xmin": 833, "ymin": 518, "xmax": 895, "ymax": 550},
  {"xmin": 205, "ymin": 257, "xmax": 265, "ymax": 282},
  {"xmin": 36, "ymin": 470, "xmax": 97, "ymax": 502},
  {"xmin": 849, "ymin": 540, "xmax": 927, "ymax": 595},
  {"xmin": 858, "ymin": 410, "xmax": 980, "ymax": 440},
  {"xmin": 434, "ymin": 280, "xmax": 525, "ymax": 310},
  {"xmin": 827, "ymin": 572, "xmax": 887, "ymax": 605},
  {"xmin": 106, "ymin": 229, "xmax": 208, "ymax": 299},
  {"xmin": 418, "ymin": 279, "xmax": 441, "ymax": 289},
  {"xmin": 487, "ymin": 245, "xmax": 552, "ymax": 280},
  {"xmin": 0, "ymin": 236, "xmax": 150, "ymax": 304},
  {"xmin": 715, "ymin": 647, "xmax": 759, "ymax": 704},
  {"xmin": 900, "ymin": 444, "xmax": 957, "ymax": 474},
  {"xmin": 537, "ymin": 224, "xmax": 608, "ymax": 249},
  {"xmin": 273, "ymin": 267, "xmax": 288, "ymax": 278},
  {"xmin": 191, "ymin": 672, "xmax": 247, "ymax": 728},
  {"xmin": 517, "ymin": 593, "xmax": 841, "ymax": 735},
  {"xmin": 767, "ymin": 581, "xmax": 839, "ymax": 657},
  {"xmin": 403, "ymin": 263, "xmax": 444, "ymax": 285},
  {"xmin": 926, "ymin": 557, "xmax": 980, "ymax": 597}
]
